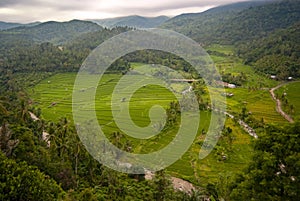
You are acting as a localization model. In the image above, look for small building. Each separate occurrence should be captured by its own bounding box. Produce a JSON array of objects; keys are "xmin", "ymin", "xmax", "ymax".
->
[
  {"xmin": 216, "ymin": 81, "xmax": 236, "ymax": 88},
  {"xmin": 228, "ymin": 84, "xmax": 236, "ymax": 89}
]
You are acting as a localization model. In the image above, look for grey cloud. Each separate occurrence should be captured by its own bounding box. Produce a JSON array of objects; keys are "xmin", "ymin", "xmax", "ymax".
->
[
  {"xmin": 0, "ymin": 0, "xmax": 250, "ymax": 11},
  {"xmin": 0, "ymin": 0, "xmax": 92, "ymax": 10},
  {"xmin": 40, "ymin": 1, "xmax": 96, "ymax": 11},
  {"xmin": 94, "ymin": 0, "xmax": 246, "ymax": 16},
  {"xmin": 0, "ymin": 0, "xmax": 252, "ymax": 23},
  {"xmin": 0, "ymin": 0, "xmax": 39, "ymax": 7}
]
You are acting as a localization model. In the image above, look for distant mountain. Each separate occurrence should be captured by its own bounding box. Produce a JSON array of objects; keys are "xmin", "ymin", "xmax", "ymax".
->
[
  {"xmin": 91, "ymin": 15, "xmax": 170, "ymax": 28},
  {"xmin": 0, "ymin": 22, "xmax": 22, "ymax": 30},
  {"xmin": 66, "ymin": 27, "xmax": 132, "ymax": 51},
  {"xmin": 161, "ymin": 0, "xmax": 300, "ymax": 45},
  {"xmin": 0, "ymin": 21, "xmax": 41, "ymax": 30},
  {"xmin": 24, "ymin": 22, "xmax": 42, "ymax": 27},
  {"xmin": 2, "ymin": 20, "xmax": 102, "ymax": 44}
]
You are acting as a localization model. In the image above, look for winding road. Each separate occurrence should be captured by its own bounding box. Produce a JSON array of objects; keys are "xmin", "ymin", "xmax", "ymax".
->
[{"xmin": 269, "ymin": 82, "xmax": 296, "ymax": 123}]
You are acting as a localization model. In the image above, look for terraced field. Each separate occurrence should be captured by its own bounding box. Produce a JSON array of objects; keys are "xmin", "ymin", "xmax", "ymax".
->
[
  {"xmin": 28, "ymin": 47, "xmax": 291, "ymax": 186},
  {"xmin": 29, "ymin": 72, "xmax": 78, "ymax": 121},
  {"xmin": 28, "ymin": 65, "xmax": 253, "ymax": 186},
  {"xmin": 207, "ymin": 44, "xmax": 287, "ymax": 124},
  {"xmin": 225, "ymin": 88, "xmax": 286, "ymax": 124}
]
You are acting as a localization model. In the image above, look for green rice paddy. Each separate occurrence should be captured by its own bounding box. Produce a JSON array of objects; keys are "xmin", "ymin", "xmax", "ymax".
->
[
  {"xmin": 28, "ymin": 66, "xmax": 253, "ymax": 186},
  {"xmin": 207, "ymin": 44, "xmax": 287, "ymax": 124},
  {"xmin": 26, "ymin": 45, "xmax": 297, "ymax": 186}
]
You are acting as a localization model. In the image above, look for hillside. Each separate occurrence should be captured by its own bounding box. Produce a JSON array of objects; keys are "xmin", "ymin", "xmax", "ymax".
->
[
  {"xmin": 239, "ymin": 22, "xmax": 300, "ymax": 78},
  {"xmin": 0, "ymin": 21, "xmax": 41, "ymax": 30},
  {"xmin": 161, "ymin": 0, "xmax": 300, "ymax": 45},
  {"xmin": 0, "ymin": 21, "xmax": 22, "ymax": 30},
  {"xmin": 92, "ymin": 15, "xmax": 169, "ymax": 28},
  {"xmin": 2, "ymin": 20, "xmax": 102, "ymax": 44},
  {"xmin": 0, "ymin": 27, "xmax": 131, "ymax": 73}
]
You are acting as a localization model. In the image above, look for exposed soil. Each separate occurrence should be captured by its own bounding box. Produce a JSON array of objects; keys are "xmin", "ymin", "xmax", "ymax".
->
[{"xmin": 270, "ymin": 82, "xmax": 295, "ymax": 123}]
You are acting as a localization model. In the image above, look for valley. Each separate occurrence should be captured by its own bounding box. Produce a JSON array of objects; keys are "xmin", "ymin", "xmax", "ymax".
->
[
  {"xmin": 27, "ymin": 45, "xmax": 287, "ymax": 187},
  {"xmin": 0, "ymin": 0, "xmax": 299, "ymax": 200}
]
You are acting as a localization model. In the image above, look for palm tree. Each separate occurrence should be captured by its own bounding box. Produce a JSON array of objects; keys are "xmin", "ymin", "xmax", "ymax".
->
[
  {"xmin": 46, "ymin": 122, "xmax": 59, "ymax": 152},
  {"xmin": 16, "ymin": 98, "xmax": 30, "ymax": 123}
]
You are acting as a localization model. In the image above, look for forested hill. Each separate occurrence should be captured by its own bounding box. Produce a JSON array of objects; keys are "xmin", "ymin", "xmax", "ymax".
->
[
  {"xmin": 162, "ymin": 0, "xmax": 267, "ymax": 28},
  {"xmin": 1, "ymin": 20, "xmax": 102, "ymax": 44},
  {"xmin": 0, "ymin": 21, "xmax": 41, "ymax": 30},
  {"xmin": 91, "ymin": 15, "xmax": 169, "ymax": 28},
  {"xmin": 0, "ymin": 27, "xmax": 132, "ymax": 73},
  {"xmin": 0, "ymin": 21, "xmax": 22, "ymax": 30},
  {"xmin": 239, "ymin": 22, "xmax": 300, "ymax": 79},
  {"xmin": 161, "ymin": 0, "xmax": 300, "ymax": 45}
]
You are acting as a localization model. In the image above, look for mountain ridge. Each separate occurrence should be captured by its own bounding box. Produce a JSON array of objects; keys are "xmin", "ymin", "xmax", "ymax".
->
[
  {"xmin": 161, "ymin": 0, "xmax": 300, "ymax": 45},
  {"xmin": 0, "ymin": 21, "xmax": 41, "ymax": 30},
  {"xmin": 1, "ymin": 19, "xmax": 102, "ymax": 44},
  {"xmin": 91, "ymin": 15, "xmax": 170, "ymax": 28}
]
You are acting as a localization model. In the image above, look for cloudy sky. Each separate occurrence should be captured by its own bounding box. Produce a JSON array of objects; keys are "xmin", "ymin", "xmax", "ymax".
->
[{"xmin": 0, "ymin": 0, "xmax": 250, "ymax": 23}]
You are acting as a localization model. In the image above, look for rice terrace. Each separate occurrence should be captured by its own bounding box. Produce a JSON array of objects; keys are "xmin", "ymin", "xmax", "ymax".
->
[
  {"xmin": 28, "ymin": 62, "xmax": 255, "ymax": 185},
  {"xmin": 28, "ymin": 45, "xmax": 293, "ymax": 185}
]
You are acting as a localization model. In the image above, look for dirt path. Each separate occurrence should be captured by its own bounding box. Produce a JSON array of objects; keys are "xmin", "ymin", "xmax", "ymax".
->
[{"xmin": 269, "ymin": 82, "xmax": 296, "ymax": 123}]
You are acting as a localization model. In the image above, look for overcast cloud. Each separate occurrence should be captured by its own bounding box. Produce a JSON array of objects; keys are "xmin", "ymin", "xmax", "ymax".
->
[{"xmin": 0, "ymin": 0, "xmax": 251, "ymax": 23}]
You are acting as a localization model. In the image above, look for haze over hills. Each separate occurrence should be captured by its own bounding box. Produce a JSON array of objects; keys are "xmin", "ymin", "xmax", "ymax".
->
[
  {"xmin": 0, "ymin": 0, "xmax": 298, "ymax": 63},
  {"xmin": 162, "ymin": 0, "xmax": 300, "ymax": 79},
  {"xmin": 0, "ymin": 15, "xmax": 169, "ymax": 45},
  {"xmin": 161, "ymin": 0, "xmax": 300, "ymax": 45},
  {"xmin": 91, "ymin": 15, "xmax": 170, "ymax": 28},
  {"xmin": 0, "ymin": 15, "xmax": 170, "ymax": 31},
  {"xmin": 0, "ymin": 0, "xmax": 298, "ymax": 49},
  {"xmin": 1, "ymin": 20, "xmax": 102, "ymax": 44},
  {"xmin": 0, "ymin": 21, "xmax": 41, "ymax": 30},
  {"xmin": 0, "ymin": 21, "xmax": 23, "ymax": 30}
]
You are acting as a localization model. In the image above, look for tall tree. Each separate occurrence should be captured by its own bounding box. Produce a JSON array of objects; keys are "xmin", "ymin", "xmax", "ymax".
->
[{"xmin": 230, "ymin": 123, "xmax": 300, "ymax": 200}]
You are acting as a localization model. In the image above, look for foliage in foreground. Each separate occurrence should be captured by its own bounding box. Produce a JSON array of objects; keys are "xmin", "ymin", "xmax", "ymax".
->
[
  {"xmin": 229, "ymin": 124, "xmax": 300, "ymax": 201},
  {"xmin": 0, "ymin": 152, "xmax": 63, "ymax": 201}
]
